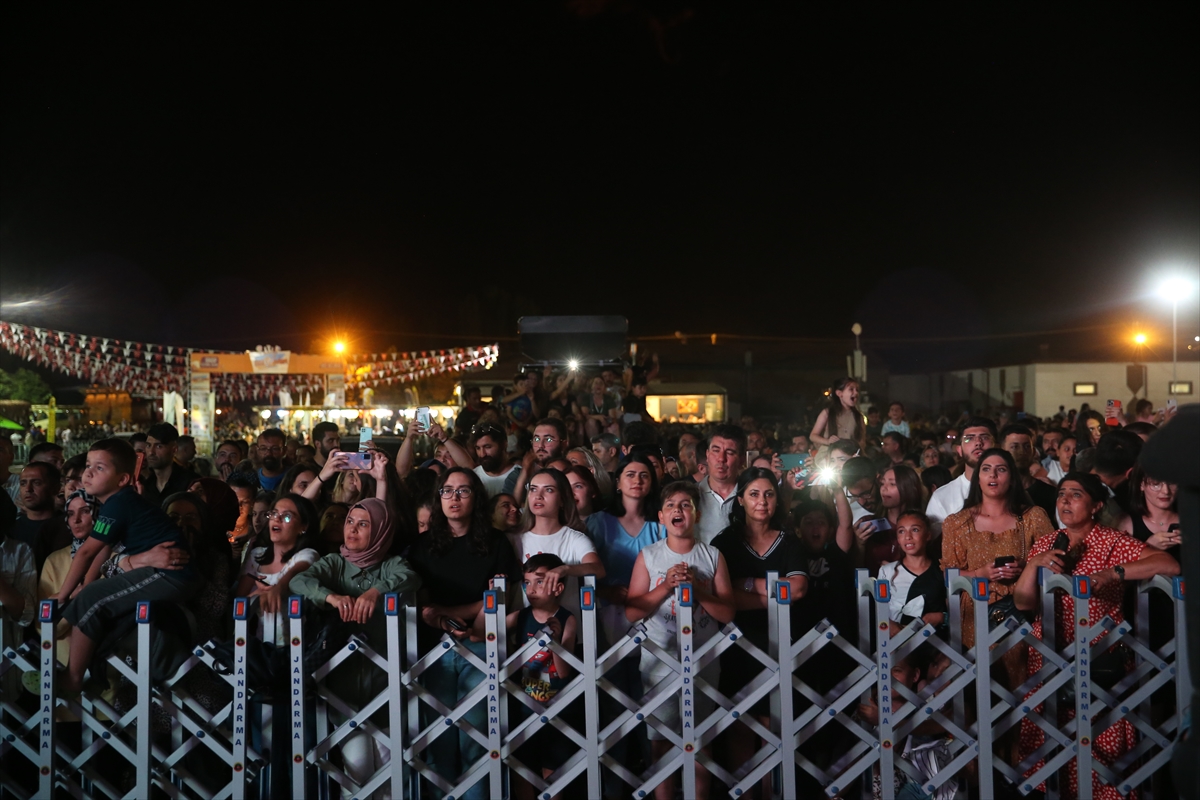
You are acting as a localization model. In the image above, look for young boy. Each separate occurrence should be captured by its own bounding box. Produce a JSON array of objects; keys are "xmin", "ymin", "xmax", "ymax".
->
[
  {"xmin": 52, "ymin": 438, "xmax": 197, "ymax": 692},
  {"xmin": 880, "ymin": 401, "xmax": 911, "ymax": 438},
  {"xmin": 487, "ymin": 553, "xmax": 578, "ymax": 800},
  {"xmin": 625, "ymin": 481, "xmax": 735, "ymax": 800}
]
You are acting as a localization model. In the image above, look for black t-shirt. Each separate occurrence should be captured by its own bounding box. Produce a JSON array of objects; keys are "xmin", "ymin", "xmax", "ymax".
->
[
  {"xmin": 408, "ymin": 527, "xmax": 518, "ymax": 610},
  {"xmin": 900, "ymin": 564, "xmax": 948, "ymax": 625},
  {"xmin": 712, "ymin": 527, "xmax": 807, "ymax": 642},
  {"xmin": 622, "ymin": 393, "xmax": 647, "ymax": 416},
  {"xmin": 1026, "ymin": 480, "xmax": 1058, "ymax": 524},
  {"xmin": 92, "ymin": 486, "xmax": 187, "ymax": 559},
  {"xmin": 796, "ymin": 541, "xmax": 856, "ymax": 635},
  {"xmin": 141, "ymin": 463, "xmax": 199, "ymax": 508}
]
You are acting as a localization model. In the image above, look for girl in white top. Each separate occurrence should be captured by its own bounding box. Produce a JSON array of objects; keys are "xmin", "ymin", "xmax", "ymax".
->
[
  {"xmin": 626, "ymin": 481, "xmax": 734, "ymax": 800},
  {"xmin": 235, "ymin": 494, "xmax": 320, "ymax": 645},
  {"xmin": 508, "ymin": 468, "xmax": 605, "ymax": 615}
]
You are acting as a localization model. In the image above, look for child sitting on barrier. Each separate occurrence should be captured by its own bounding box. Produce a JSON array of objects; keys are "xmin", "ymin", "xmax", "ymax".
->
[
  {"xmin": 625, "ymin": 481, "xmax": 735, "ymax": 800},
  {"xmin": 289, "ymin": 497, "xmax": 420, "ymax": 800},
  {"xmin": 51, "ymin": 438, "xmax": 199, "ymax": 694},
  {"xmin": 874, "ymin": 510, "xmax": 947, "ymax": 629},
  {"xmin": 477, "ymin": 553, "xmax": 579, "ymax": 800}
]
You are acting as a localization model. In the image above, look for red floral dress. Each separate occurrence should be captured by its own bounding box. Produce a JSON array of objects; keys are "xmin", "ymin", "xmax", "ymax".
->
[{"xmin": 1019, "ymin": 525, "xmax": 1145, "ymax": 800}]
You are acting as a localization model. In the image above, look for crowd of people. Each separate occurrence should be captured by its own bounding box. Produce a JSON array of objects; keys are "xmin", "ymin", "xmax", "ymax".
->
[{"xmin": 0, "ymin": 374, "xmax": 1188, "ymax": 800}]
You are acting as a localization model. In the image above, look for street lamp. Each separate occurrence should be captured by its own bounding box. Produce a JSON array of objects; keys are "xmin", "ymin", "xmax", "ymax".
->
[{"xmin": 1157, "ymin": 276, "xmax": 1196, "ymax": 384}]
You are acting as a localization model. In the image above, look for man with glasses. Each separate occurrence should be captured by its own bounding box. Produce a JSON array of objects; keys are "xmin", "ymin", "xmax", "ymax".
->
[
  {"xmin": 926, "ymin": 417, "xmax": 997, "ymax": 535},
  {"xmin": 255, "ymin": 428, "xmax": 288, "ymax": 492},
  {"xmin": 141, "ymin": 423, "xmax": 198, "ymax": 507},
  {"xmin": 530, "ymin": 418, "xmax": 570, "ymax": 468},
  {"xmin": 471, "ymin": 425, "xmax": 522, "ymax": 499}
]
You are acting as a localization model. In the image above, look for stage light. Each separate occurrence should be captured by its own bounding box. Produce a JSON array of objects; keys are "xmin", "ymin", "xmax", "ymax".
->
[
  {"xmin": 1133, "ymin": 333, "xmax": 1147, "ymax": 345},
  {"xmin": 333, "ymin": 341, "xmax": 346, "ymax": 354}
]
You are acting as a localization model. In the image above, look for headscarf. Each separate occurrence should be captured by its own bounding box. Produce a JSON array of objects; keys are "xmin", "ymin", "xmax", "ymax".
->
[
  {"xmin": 341, "ymin": 498, "xmax": 393, "ymax": 569},
  {"xmin": 65, "ymin": 488, "xmax": 99, "ymax": 557},
  {"xmin": 193, "ymin": 478, "xmax": 241, "ymax": 535}
]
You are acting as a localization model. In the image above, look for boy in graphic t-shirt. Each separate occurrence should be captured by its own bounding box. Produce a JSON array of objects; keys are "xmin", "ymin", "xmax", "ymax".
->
[
  {"xmin": 476, "ymin": 554, "xmax": 578, "ymax": 797},
  {"xmin": 52, "ymin": 438, "xmax": 197, "ymax": 692}
]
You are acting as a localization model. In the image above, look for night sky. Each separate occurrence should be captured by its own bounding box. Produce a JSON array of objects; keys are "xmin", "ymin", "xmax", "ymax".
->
[{"xmin": 2, "ymin": 4, "xmax": 1198, "ymax": 375}]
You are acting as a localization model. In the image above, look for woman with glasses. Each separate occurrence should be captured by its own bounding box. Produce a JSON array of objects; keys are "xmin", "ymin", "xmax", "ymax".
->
[
  {"xmin": 407, "ymin": 467, "xmax": 518, "ymax": 799},
  {"xmin": 236, "ymin": 493, "xmax": 320, "ymax": 644},
  {"xmin": 1117, "ymin": 464, "xmax": 1180, "ymax": 553},
  {"xmin": 290, "ymin": 498, "xmax": 420, "ymax": 800}
]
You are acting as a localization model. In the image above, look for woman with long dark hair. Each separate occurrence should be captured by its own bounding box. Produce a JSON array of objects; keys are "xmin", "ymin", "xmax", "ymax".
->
[
  {"xmin": 940, "ymin": 448, "xmax": 1053, "ymax": 691},
  {"xmin": 711, "ymin": 467, "xmax": 809, "ymax": 787},
  {"xmin": 1118, "ymin": 463, "xmax": 1180, "ymax": 553},
  {"xmin": 406, "ymin": 467, "xmax": 518, "ymax": 799},
  {"xmin": 852, "ymin": 464, "xmax": 925, "ymax": 575},
  {"xmin": 589, "ymin": 453, "xmax": 662, "ymax": 643},
  {"xmin": 1075, "ymin": 409, "xmax": 1106, "ymax": 449},
  {"xmin": 236, "ymin": 493, "xmax": 320, "ymax": 644},
  {"xmin": 809, "ymin": 377, "xmax": 864, "ymax": 450}
]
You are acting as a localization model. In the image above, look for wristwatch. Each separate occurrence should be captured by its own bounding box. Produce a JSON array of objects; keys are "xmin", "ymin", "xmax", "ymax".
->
[
  {"xmin": 1113, "ymin": 564, "xmax": 1126, "ymax": 582},
  {"xmin": 744, "ymin": 577, "xmax": 756, "ymax": 593}
]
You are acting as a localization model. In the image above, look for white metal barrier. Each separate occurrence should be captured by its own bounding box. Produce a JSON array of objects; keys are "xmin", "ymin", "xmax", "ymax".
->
[{"xmin": 0, "ymin": 569, "xmax": 1187, "ymax": 799}]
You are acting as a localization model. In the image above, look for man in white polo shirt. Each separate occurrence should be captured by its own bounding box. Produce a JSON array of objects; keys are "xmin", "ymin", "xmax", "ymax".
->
[
  {"xmin": 926, "ymin": 417, "xmax": 997, "ymax": 536},
  {"xmin": 695, "ymin": 425, "xmax": 746, "ymax": 544}
]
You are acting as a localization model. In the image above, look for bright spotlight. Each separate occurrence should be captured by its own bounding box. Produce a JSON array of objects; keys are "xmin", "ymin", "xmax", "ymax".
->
[
  {"xmin": 1157, "ymin": 276, "xmax": 1196, "ymax": 300},
  {"xmin": 259, "ymin": 409, "xmax": 271, "ymax": 420},
  {"xmin": 568, "ymin": 360, "xmax": 579, "ymax": 371},
  {"xmin": 1133, "ymin": 333, "xmax": 1147, "ymax": 345},
  {"xmin": 333, "ymin": 341, "xmax": 346, "ymax": 354}
]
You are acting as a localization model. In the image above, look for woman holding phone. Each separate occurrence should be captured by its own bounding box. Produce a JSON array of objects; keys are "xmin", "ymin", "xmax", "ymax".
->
[
  {"xmin": 852, "ymin": 464, "xmax": 924, "ymax": 575},
  {"xmin": 940, "ymin": 448, "xmax": 1053, "ymax": 691}
]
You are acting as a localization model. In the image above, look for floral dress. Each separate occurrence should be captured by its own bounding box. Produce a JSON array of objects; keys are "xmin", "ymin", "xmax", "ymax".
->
[{"xmin": 1018, "ymin": 525, "xmax": 1145, "ymax": 800}]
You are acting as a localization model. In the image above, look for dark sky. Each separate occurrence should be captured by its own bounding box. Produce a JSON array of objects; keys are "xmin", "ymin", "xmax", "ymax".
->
[{"xmin": 2, "ymin": 3, "xmax": 1198, "ymax": 373}]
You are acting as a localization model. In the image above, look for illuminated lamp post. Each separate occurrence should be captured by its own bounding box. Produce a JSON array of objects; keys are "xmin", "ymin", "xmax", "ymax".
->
[{"xmin": 1157, "ymin": 276, "xmax": 1196, "ymax": 385}]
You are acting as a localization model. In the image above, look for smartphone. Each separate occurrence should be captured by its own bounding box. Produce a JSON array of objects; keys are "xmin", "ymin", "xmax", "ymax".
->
[
  {"xmin": 415, "ymin": 407, "xmax": 431, "ymax": 433},
  {"xmin": 133, "ymin": 450, "xmax": 146, "ymax": 494},
  {"xmin": 864, "ymin": 518, "xmax": 893, "ymax": 534},
  {"xmin": 745, "ymin": 449, "xmax": 760, "ymax": 468},
  {"xmin": 778, "ymin": 453, "xmax": 809, "ymax": 472},
  {"xmin": 1104, "ymin": 399, "xmax": 1122, "ymax": 426},
  {"xmin": 1167, "ymin": 398, "xmax": 1178, "ymax": 414},
  {"xmin": 443, "ymin": 617, "xmax": 466, "ymax": 632},
  {"xmin": 358, "ymin": 426, "xmax": 374, "ymax": 451},
  {"xmin": 1016, "ymin": 412, "xmax": 1027, "ymax": 421},
  {"xmin": 337, "ymin": 451, "xmax": 373, "ymax": 470},
  {"xmin": 994, "ymin": 556, "xmax": 1016, "ymax": 568}
]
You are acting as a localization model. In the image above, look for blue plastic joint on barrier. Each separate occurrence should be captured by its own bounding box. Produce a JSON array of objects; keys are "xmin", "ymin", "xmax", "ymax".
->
[
  {"xmin": 39, "ymin": 599, "xmax": 56, "ymax": 623},
  {"xmin": 288, "ymin": 596, "xmax": 303, "ymax": 618},
  {"xmin": 136, "ymin": 600, "xmax": 151, "ymax": 624},
  {"xmin": 1174, "ymin": 576, "xmax": 1185, "ymax": 600},
  {"xmin": 775, "ymin": 581, "xmax": 791, "ymax": 604},
  {"xmin": 1073, "ymin": 575, "xmax": 1091, "ymax": 599},
  {"xmin": 233, "ymin": 596, "xmax": 249, "ymax": 620},
  {"xmin": 384, "ymin": 593, "xmax": 399, "ymax": 616},
  {"xmin": 679, "ymin": 583, "xmax": 693, "ymax": 607},
  {"xmin": 580, "ymin": 585, "xmax": 595, "ymax": 610},
  {"xmin": 972, "ymin": 577, "xmax": 988, "ymax": 601},
  {"xmin": 874, "ymin": 580, "xmax": 890, "ymax": 603},
  {"xmin": 483, "ymin": 589, "xmax": 499, "ymax": 615}
]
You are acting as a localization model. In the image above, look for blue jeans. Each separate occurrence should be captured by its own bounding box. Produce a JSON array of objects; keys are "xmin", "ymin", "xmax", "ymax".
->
[{"xmin": 421, "ymin": 639, "xmax": 488, "ymax": 800}]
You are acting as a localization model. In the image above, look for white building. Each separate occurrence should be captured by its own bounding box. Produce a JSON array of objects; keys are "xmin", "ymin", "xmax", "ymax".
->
[{"xmin": 888, "ymin": 361, "xmax": 1198, "ymax": 419}]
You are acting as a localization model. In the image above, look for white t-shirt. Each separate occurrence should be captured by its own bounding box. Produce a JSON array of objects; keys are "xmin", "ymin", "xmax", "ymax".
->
[
  {"xmin": 508, "ymin": 526, "xmax": 597, "ymax": 616},
  {"xmin": 925, "ymin": 473, "xmax": 971, "ymax": 536},
  {"xmin": 638, "ymin": 539, "xmax": 723, "ymax": 649},
  {"xmin": 876, "ymin": 561, "xmax": 925, "ymax": 622},
  {"xmin": 241, "ymin": 545, "xmax": 319, "ymax": 645},
  {"xmin": 475, "ymin": 464, "xmax": 519, "ymax": 498}
]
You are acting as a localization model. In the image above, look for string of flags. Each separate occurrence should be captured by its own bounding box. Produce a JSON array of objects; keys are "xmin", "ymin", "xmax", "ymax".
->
[{"xmin": 0, "ymin": 320, "xmax": 499, "ymax": 402}]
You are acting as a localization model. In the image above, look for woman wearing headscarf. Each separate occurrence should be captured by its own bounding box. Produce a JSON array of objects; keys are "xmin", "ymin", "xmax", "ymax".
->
[{"xmin": 289, "ymin": 498, "xmax": 421, "ymax": 800}]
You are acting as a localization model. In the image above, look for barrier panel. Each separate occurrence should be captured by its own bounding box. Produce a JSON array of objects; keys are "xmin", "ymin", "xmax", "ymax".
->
[{"xmin": 0, "ymin": 570, "xmax": 1187, "ymax": 799}]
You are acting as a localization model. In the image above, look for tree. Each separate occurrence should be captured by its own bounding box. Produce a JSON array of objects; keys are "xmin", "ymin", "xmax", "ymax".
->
[{"xmin": 0, "ymin": 368, "xmax": 53, "ymax": 403}]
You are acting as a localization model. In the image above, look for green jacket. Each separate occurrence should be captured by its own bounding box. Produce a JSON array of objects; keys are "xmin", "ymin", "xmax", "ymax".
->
[{"xmin": 288, "ymin": 553, "xmax": 421, "ymax": 606}]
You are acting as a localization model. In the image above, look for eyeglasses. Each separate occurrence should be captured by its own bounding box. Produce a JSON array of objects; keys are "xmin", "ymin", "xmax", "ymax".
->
[
  {"xmin": 266, "ymin": 510, "xmax": 296, "ymax": 523},
  {"xmin": 960, "ymin": 434, "xmax": 993, "ymax": 445},
  {"xmin": 531, "ymin": 435, "xmax": 559, "ymax": 445},
  {"xmin": 847, "ymin": 487, "xmax": 875, "ymax": 502},
  {"xmin": 438, "ymin": 486, "xmax": 474, "ymax": 499},
  {"xmin": 471, "ymin": 425, "xmax": 504, "ymax": 439},
  {"xmin": 257, "ymin": 445, "xmax": 284, "ymax": 454}
]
